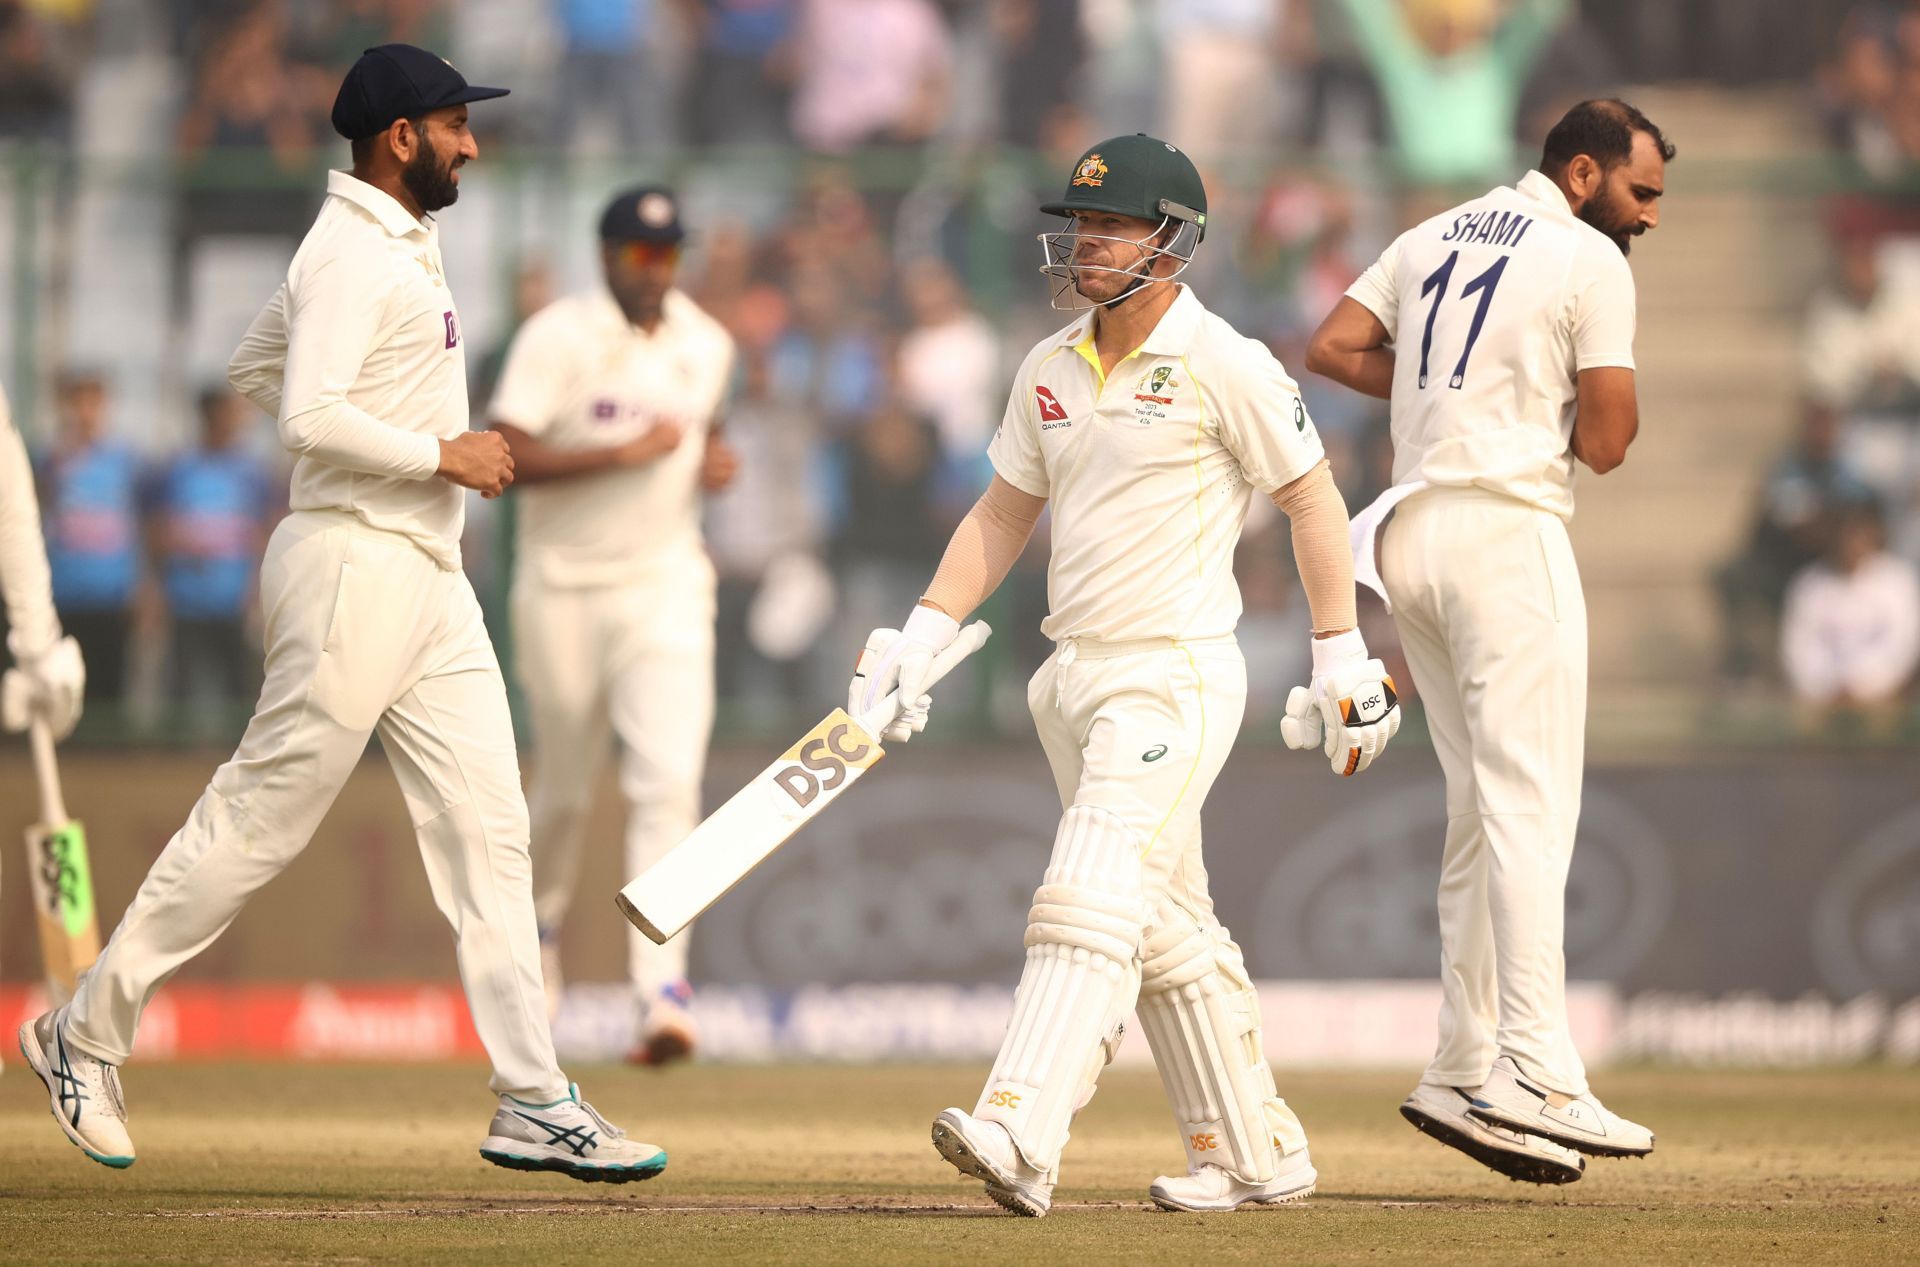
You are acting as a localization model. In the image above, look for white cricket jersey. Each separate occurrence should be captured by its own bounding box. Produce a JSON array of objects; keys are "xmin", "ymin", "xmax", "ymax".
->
[
  {"xmin": 227, "ymin": 170, "xmax": 469, "ymax": 568},
  {"xmin": 489, "ymin": 288, "xmax": 735, "ymax": 590},
  {"xmin": 989, "ymin": 285, "xmax": 1325, "ymax": 642},
  {"xmin": 0, "ymin": 374, "xmax": 61, "ymax": 657},
  {"xmin": 1345, "ymin": 169, "xmax": 1637, "ymax": 520}
]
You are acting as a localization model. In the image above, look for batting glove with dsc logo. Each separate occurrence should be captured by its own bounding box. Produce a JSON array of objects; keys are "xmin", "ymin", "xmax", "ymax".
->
[
  {"xmin": 1281, "ymin": 629, "xmax": 1400, "ymax": 777},
  {"xmin": 848, "ymin": 604, "xmax": 960, "ymax": 744}
]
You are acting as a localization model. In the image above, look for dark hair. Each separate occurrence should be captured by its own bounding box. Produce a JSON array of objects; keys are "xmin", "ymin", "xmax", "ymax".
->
[
  {"xmin": 350, "ymin": 115, "xmax": 424, "ymax": 166},
  {"xmin": 1541, "ymin": 99, "xmax": 1675, "ymax": 175}
]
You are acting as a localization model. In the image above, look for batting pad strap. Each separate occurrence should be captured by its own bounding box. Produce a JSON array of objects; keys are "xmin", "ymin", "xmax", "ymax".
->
[
  {"xmin": 1139, "ymin": 919, "xmax": 1215, "ymax": 994},
  {"xmin": 1025, "ymin": 885, "xmax": 1144, "ymax": 962}
]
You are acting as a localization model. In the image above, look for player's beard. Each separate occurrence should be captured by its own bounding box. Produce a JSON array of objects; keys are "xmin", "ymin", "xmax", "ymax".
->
[
  {"xmin": 1578, "ymin": 183, "xmax": 1641, "ymax": 256},
  {"xmin": 402, "ymin": 140, "xmax": 462, "ymax": 213}
]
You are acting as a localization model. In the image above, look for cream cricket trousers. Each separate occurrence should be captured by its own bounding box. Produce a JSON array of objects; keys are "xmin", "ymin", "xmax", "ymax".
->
[
  {"xmin": 513, "ymin": 572, "xmax": 715, "ymax": 999},
  {"xmin": 66, "ymin": 511, "xmax": 568, "ymax": 1102},
  {"xmin": 1381, "ymin": 488, "xmax": 1590, "ymax": 1097}
]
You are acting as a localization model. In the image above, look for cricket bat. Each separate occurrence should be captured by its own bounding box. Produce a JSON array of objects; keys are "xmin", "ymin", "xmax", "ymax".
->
[
  {"xmin": 617, "ymin": 620, "xmax": 991, "ymax": 944},
  {"xmin": 24, "ymin": 714, "xmax": 100, "ymax": 1003}
]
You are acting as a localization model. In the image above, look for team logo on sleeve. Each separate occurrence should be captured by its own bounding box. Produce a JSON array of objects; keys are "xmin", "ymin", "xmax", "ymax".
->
[
  {"xmin": 1035, "ymin": 385, "xmax": 1069, "ymax": 423},
  {"xmin": 1071, "ymin": 153, "xmax": 1108, "ymax": 187}
]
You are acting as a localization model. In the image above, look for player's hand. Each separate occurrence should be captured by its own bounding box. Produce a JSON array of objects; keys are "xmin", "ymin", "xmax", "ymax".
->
[
  {"xmin": 1296, "ymin": 629, "xmax": 1401, "ymax": 777},
  {"xmin": 1, "ymin": 635, "xmax": 86, "ymax": 739},
  {"xmin": 847, "ymin": 604, "xmax": 960, "ymax": 743},
  {"xmin": 700, "ymin": 433, "xmax": 740, "ymax": 492},
  {"xmin": 618, "ymin": 421, "xmax": 685, "ymax": 466},
  {"xmin": 438, "ymin": 430, "xmax": 516, "ymax": 498}
]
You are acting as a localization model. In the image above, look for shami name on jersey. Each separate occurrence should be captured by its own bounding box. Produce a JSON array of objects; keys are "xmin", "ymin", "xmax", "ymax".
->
[{"xmin": 1439, "ymin": 209, "xmax": 1534, "ymax": 249}]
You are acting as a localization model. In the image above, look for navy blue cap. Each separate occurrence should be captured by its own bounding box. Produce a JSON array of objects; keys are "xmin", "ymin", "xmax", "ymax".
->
[
  {"xmin": 599, "ymin": 187, "xmax": 687, "ymax": 244},
  {"xmin": 330, "ymin": 44, "xmax": 509, "ymax": 141}
]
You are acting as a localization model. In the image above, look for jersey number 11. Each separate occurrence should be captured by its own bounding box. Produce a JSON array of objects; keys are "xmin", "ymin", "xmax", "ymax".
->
[{"xmin": 1416, "ymin": 250, "xmax": 1509, "ymax": 390}]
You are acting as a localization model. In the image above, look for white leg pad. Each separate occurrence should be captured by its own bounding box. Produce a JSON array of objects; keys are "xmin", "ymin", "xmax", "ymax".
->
[
  {"xmin": 1137, "ymin": 906, "xmax": 1307, "ymax": 1183},
  {"xmin": 976, "ymin": 804, "xmax": 1145, "ymax": 1174}
]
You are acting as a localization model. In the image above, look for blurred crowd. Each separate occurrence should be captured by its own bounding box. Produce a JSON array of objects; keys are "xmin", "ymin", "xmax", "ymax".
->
[
  {"xmin": 0, "ymin": 0, "xmax": 1902, "ymax": 741},
  {"xmin": 1708, "ymin": 0, "xmax": 1920, "ymax": 739}
]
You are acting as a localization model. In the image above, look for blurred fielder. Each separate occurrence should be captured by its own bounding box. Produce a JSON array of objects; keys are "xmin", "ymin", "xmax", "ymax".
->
[
  {"xmin": 16, "ymin": 45, "xmax": 665, "ymax": 1181},
  {"xmin": 1306, "ymin": 98, "xmax": 1671, "ymax": 1182},
  {"xmin": 850, "ymin": 134, "xmax": 1400, "ymax": 1215},
  {"xmin": 489, "ymin": 187, "xmax": 737, "ymax": 1064}
]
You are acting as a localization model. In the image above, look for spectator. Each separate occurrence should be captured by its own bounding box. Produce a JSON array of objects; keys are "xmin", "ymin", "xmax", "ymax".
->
[
  {"xmin": 685, "ymin": 0, "xmax": 797, "ymax": 147},
  {"xmin": 1717, "ymin": 404, "xmax": 1877, "ymax": 685},
  {"xmin": 550, "ymin": 0, "xmax": 683, "ymax": 152},
  {"xmin": 897, "ymin": 257, "xmax": 1000, "ymax": 510},
  {"xmin": 1154, "ymin": 0, "xmax": 1306, "ymax": 163},
  {"xmin": 1819, "ymin": 0, "xmax": 1920, "ymax": 176},
  {"xmin": 1803, "ymin": 220, "xmax": 1920, "ymax": 515},
  {"xmin": 1336, "ymin": 0, "xmax": 1570, "ymax": 187},
  {"xmin": 0, "ymin": 0, "xmax": 77, "ymax": 142},
  {"xmin": 141, "ymin": 388, "xmax": 278, "ymax": 727},
  {"xmin": 991, "ymin": 0, "xmax": 1083, "ymax": 150},
  {"xmin": 40, "ymin": 373, "xmax": 141, "ymax": 708},
  {"xmin": 831, "ymin": 393, "xmax": 947, "ymax": 650},
  {"xmin": 1782, "ymin": 496, "xmax": 1920, "ymax": 737},
  {"xmin": 789, "ymin": 0, "xmax": 952, "ymax": 153},
  {"xmin": 177, "ymin": 2, "xmax": 319, "ymax": 175}
]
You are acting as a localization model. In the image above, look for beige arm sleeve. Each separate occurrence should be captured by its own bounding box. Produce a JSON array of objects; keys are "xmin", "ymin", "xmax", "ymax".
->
[
  {"xmin": 922, "ymin": 475, "xmax": 1047, "ymax": 621},
  {"xmin": 1271, "ymin": 459, "xmax": 1357, "ymax": 634}
]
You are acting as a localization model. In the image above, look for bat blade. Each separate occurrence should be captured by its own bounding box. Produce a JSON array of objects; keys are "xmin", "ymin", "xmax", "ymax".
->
[
  {"xmin": 25, "ymin": 817, "xmax": 101, "ymax": 1003},
  {"xmin": 616, "ymin": 708, "xmax": 884, "ymax": 945}
]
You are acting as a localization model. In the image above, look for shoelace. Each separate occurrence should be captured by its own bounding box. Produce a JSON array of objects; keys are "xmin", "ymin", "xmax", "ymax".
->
[{"xmin": 575, "ymin": 1099, "xmax": 626, "ymax": 1141}]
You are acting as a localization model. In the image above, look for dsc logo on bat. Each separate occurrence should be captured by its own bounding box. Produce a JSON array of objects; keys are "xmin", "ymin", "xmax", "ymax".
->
[{"xmin": 771, "ymin": 711, "xmax": 879, "ymax": 808}]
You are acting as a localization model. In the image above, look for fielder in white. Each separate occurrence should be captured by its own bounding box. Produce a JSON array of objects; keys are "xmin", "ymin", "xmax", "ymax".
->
[
  {"xmin": 1, "ymin": 373, "xmax": 87, "ymax": 748},
  {"xmin": 489, "ymin": 186, "xmax": 737, "ymax": 1064},
  {"xmin": 1306, "ymin": 98, "xmax": 1671, "ymax": 1181},
  {"xmin": 16, "ymin": 45, "xmax": 665, "ymax": 1181},
  {"xmin": 849, "ymin": 134, "xmax": 1401, "ymax": 1216}
]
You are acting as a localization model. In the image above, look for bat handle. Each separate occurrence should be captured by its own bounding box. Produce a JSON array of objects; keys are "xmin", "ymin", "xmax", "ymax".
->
[
  {"xmin": 856, "ymin": 620, "xmax": 991, "ymax": 739},
  {"xmin": 29, "ymin": 715, "xmax": 68, "ymax": 826}
]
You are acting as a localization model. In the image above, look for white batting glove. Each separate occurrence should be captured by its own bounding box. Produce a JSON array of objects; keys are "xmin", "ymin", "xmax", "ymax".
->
[
  {"xmin": 1287, "ymin": 629, "xmax": 1401, "ymax": 778},
  {"xmin": 847, "ymin": 605, "xmax": 959, "ymax": 744},
  {"xmin": 2, "ymin": 634, "xmax": 86, "ymax": 739}
]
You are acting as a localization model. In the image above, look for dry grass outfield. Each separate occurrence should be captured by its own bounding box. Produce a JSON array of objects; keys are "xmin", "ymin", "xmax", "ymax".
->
[{"xmin": 1, "ymin": 1063, "xmax": 1915, "ymax": 1264}]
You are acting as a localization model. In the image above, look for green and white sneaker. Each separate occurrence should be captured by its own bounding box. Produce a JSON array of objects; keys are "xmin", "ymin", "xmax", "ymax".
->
[
  {"xmin": 18, "ymin": 1007, "xmax": 135, "ymax": 1169},
  {"xmin": 479, "ymin": 1084, "xmax": 666, "ymax": 1183}
]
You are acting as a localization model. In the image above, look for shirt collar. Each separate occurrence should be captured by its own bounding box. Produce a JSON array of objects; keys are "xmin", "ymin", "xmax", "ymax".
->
[
  {"xmin": 327, "ymin": 169, "xmax": 431, "ymax": 239},
  {"xmin": 1515, "ymin": 169, "xmax": 1573, "ymax": 218},
  {"xmin": 1065, "ymin": 284, "xmax": 1205, "ymax": 360}
]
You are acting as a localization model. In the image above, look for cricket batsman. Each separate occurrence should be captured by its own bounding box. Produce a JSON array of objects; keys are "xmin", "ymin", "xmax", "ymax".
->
[
  {"xmin": 849, "ymin": 134, "xmax": 1401, "ymax": 1215},
  {"xmin": 488, "ymin": 186, "xmax": 738, "ymax": 1064},
  {"xmin": 16, "ymin": 45, "xmax": 665, "ymax": 1180},
  {"xmin": 1305, "ymin": 98, "xmax": 1670, "ymax": 1181}
]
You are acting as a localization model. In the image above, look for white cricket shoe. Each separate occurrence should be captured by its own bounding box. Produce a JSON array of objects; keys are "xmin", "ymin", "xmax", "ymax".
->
[
  {"xmin": 17, "ymin": 1007, "xmax": 135, "ymax": 1169},
  {"xmin": 1467, "ymin": 1056, "xmax": 1655, "ymax": 1158},
  {"xmin": 1400, "ymin": 1081, "xmax": 1584, "ymax": 1185},
  {"xmin": 631, "ymin": 981, "xmax": 698, "ymax": 1067},
  {"xmin": 931, "ymin": 1107, "xmax": 1054, "ymax": 1217},
  {"xmin": 1149, "ymin": 1147, "xmax": 1318, "ymax": 1212},
  {"xmin": 479, "ymin": 1083, "xmax": 667, "ymax": 1183}
]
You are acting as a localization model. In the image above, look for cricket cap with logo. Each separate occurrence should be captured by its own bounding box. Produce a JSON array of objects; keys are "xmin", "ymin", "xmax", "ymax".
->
[
  {"xmin": 599, "ymin": 186, "xmax": 687, "ymax": 245},
  {"xmin": 1039, "ymin": 133, "xmax": 1208, "ymax": 243},
  {"xmin": 330, "ymin": 44, "xmax": 510, "ymax": 141}
]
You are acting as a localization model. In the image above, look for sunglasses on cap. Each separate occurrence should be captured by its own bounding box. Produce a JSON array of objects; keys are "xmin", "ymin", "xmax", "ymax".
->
[{"xmin": 612, "ymin": 240, "xmax": 681, "ymax": 268}]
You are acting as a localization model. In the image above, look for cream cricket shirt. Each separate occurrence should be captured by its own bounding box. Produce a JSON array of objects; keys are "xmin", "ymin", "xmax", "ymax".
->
[
  {"xmin": 489, "ymin": 288, "xmax": 735, "ymax": 590},
  {"xmin": 1345, "ymin": 169, "xmax": 1637, "ymax": 521},
  {"xmin": 989, "ymin": 285, "xmax": 1325, "ymax": 643},
  {"xmin": 228, "ymin": 171, "xmax": 469, "ymax": 568}
]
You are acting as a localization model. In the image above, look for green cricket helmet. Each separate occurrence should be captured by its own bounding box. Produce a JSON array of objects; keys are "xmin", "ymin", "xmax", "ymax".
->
[{"xmin": 1038, "ymin": 133, "xmax": 1209, "ymax": 310}]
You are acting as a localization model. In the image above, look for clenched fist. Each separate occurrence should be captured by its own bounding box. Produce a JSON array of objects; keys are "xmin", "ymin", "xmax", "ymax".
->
[{"xmin": 439, "ymin": 429, "xmax": 516, "ymax": 498}]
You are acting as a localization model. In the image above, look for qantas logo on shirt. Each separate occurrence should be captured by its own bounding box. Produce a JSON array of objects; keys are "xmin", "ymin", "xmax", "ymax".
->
[
  {"xmin": 443, "ymin": 310, "xmax": 460, "ymax": 349},
  {"xmin": 1035, "ymin": 385, "xmax": 1068, "ymax": 423}
]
